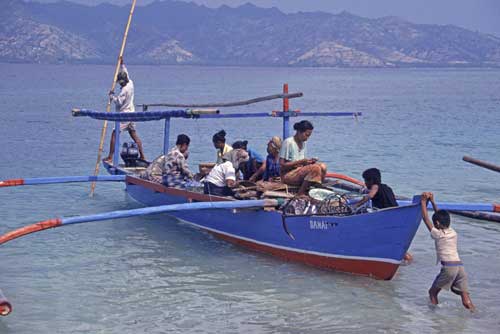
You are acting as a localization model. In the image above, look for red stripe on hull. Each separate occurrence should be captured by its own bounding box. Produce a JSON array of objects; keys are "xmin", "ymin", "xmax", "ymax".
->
[{"xmin": 208, "ymin": 230, "xmax": 399, "ymax": 280}]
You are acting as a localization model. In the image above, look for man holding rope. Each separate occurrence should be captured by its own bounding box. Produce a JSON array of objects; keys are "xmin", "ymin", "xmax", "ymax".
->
[{"xmin": 103, "ymin": 56, "xmax": 146, "ymax": 162}]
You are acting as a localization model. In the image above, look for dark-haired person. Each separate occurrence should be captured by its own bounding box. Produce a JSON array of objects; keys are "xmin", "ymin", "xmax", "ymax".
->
[
  {"xmin": 232, "ymin": 140, "xmax": 263, "ymax": 180},
  {"xmin": 104, "ymin": 57, "xmax": 145, "ymax": 163},
  {"xmin": 354, "ymin": 168, "xmax": 413, "ymax": 263},
  {"xmin": 354, "ymin": 168, "xmax": 398, "ymax": 209},
  {"xmin": 199, "ymin": 130, "xmax": 233, "ymax": 175},
  {"xmin": 249, "ymin": 136, "xmax": 282, "ymax": 182},
  {"xmin": 421, "ymin": 192, "xmax": 475, "ymax": 312},
  {"xmin": 213, "ymin": 130, "xmax": 232, "ymax": 163},
  {"xmin": 162, "ymin": 134, "xmax": 194, "ymax": 188},
  {"xmin": 204, "ymin": 149, "xmax": 249, "ymax": 196},
  {"xmin": 279, "ymin": 120, "xmax": 327, "ymax": 195}
]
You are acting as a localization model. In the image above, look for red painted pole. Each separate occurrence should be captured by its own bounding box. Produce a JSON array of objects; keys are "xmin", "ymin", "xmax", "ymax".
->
[
  {"xmin": 283, "ymin": 83, "xmax": 289, "ymax": 112},
  {"xmin": 282, "ymin": 83, "xmax": 290, "ymax": 139},
  {"xmin": 0, "ymin": 179, "xmax": 24, "ymax": 187}
]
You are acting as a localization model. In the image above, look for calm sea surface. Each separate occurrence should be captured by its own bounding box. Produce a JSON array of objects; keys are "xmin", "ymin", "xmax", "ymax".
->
[{"xmin": 0, "ymin": 64, "xmax": 499, "ymax": 333}]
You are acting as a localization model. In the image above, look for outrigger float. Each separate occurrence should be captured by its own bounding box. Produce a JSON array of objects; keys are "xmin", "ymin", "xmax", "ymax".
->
[{"xmin": 1, "ymin": 86, "xmax": 499, "ymax": 288}]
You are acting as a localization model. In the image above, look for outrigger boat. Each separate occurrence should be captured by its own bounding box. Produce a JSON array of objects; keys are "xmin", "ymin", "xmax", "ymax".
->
[{"xmin": 1, "ymin": 85, "xmax": 498, "ymax": 285}]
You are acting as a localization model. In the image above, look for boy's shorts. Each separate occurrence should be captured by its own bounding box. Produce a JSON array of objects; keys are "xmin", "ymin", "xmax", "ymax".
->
[
  {"xmin": 431, "ymin": 264, "xmax": 469, "ymax": 294},
  {"xmin": 114, "ymin": 122, "xmax": 135, "ymax": 132}
]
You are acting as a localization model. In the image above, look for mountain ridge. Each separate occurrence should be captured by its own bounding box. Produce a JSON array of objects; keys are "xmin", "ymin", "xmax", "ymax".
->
[{"xmin": 2, "ymin": 0, "xmax": 500, "ymax": 67}]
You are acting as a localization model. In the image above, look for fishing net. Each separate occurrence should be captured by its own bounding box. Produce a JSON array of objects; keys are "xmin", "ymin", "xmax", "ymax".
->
[{"xmin": 280, "ymin": 190, "xmax": 353, "ymax": 216}]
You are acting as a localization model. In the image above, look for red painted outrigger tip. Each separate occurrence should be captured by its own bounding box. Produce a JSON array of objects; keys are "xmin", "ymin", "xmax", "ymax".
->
[
  {"xmin": 0, "ymin": 289, "xmax": 12, "ymax": 316},
  {"xmin": 0, "ymin": 179, "xmax": 24, "ymax": 187},
  {"xmin": 0, "ymin": 219, "xmax": 62, "ymax": 245}
]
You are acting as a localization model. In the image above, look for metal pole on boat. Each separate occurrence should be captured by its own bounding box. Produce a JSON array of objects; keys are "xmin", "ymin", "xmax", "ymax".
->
[
  {"xmin": 282, "ymin": 83, "xmax": 290, "ymax": 140},
  {"xmin": 90, "ymin": 0, "xmax": 138, "ymax": 196},
  {"xmin": 113, "ymin": 121, "xmax": 121, "ymax": 167},
  {"xmin": 163, "ymin": 117, "xmax": 171, "ymax": 155}
]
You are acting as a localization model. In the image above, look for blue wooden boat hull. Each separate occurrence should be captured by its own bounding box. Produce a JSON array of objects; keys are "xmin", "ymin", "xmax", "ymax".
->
[{"xmin": 122, "ymin": 175, "xmax": 422, "ymax": 280}]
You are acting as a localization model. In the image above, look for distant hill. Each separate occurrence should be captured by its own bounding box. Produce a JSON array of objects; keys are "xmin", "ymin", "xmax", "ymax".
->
[{"xmin": 2, "ymin": 0, "xmax": 500, "ymax": 67}]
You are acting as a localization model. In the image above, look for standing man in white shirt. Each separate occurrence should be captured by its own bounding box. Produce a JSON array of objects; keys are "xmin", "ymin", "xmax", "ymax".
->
[{"xmin": 104, "ymin": 57, "xmax": 146, "ymax": 162}]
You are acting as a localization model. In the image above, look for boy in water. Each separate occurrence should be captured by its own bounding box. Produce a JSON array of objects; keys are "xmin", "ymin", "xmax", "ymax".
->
[{"xmin": 420, "ymin": 192, "xmax": 475, "ymax": 312}]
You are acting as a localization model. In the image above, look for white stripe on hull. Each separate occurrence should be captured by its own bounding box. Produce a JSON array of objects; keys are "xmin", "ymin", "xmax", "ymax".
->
[{"xmin": 178, "ymin": 218, "xmax": 402, "ymax": 265}]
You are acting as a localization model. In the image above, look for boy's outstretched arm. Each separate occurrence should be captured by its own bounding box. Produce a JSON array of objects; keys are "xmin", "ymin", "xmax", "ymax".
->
[
  {"xmin": 354, "ymin": 184, "xmax": 379, "ymax": 208},
  {"xmin": 420, "ymin": 192, "xmax": 434, "ymax": 232},
  {"xmin": 428, "ymin": 192, "xmax": 439, "ymax": 212}
]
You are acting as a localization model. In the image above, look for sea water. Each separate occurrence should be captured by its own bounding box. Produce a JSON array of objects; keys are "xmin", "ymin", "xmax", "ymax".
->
[{"xmin": 0, "ymin": 64, "xmax": 499, "ymax": 333}]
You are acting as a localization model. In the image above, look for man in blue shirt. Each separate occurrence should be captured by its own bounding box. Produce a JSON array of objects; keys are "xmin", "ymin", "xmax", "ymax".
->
[{"xmin": 232, "ymin": 140, "xmax": 264, "ymax": 180}]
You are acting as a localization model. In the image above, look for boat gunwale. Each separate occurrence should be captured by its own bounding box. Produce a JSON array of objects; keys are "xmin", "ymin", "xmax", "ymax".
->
[{"xmin": 125, "ymin": 174, "xmax": 422, "ymax": 219}]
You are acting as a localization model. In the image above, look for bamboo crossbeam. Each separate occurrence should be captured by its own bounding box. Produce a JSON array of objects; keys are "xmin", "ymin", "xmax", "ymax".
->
[
  {"xmin": 0, "ymin": 199, "xmax": 281, "ymax": 246},
  {"xmin": 72, "ymin": 109, "xmax": 362, "ymax": 121},
  {"xmin": 463, "ymin": 155, "xmax": 500, "ymax": 173},
  {"xmin": 397, "ymin": 200, "xmax": 500, "ymax": 213},
  {"xmin": 450, "ymin": 210, "xmax": 500, "ymax": 223},
  {"xmin": 139, "ymin": 92, "xmax": 303, "ymax": 110},
  {"xmin": 0, "ymin": 175, "xmax": 126, "ymax": 188}
]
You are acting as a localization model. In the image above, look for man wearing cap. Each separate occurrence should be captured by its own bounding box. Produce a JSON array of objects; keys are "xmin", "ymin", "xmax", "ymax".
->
[{"xmin": 104, "ymin": 57, "xmax": 146, "ymax": 162}]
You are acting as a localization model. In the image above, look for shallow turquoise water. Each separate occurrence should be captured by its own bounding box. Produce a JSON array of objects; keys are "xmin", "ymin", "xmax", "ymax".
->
[{"xmin": 0, "ymin": 64, "xmax": 499, "ymax": 333}]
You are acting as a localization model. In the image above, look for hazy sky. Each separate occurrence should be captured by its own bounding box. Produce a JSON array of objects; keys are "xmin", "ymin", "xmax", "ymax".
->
[{"xmin": 33, "ymin": 0, "xmax": 500, "ymax": 36}]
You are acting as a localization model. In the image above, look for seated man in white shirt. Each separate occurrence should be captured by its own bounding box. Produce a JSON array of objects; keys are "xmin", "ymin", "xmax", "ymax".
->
[{"xmin": 204, "ymin": 148, "xmax": 249, "ymax": 196}]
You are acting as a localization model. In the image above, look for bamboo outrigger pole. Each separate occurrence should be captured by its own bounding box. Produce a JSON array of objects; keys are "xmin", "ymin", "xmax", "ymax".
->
[
  {"xmin": 463, "ymin": 155, "xmax": 500, "ymax": 174},
  {"xmin": 90, "ymin": 0, "xmax": 138, "ymax": 197}
]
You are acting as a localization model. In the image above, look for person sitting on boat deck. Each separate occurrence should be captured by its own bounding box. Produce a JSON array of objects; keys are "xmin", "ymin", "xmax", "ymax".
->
[
  {"xmin": 140, "ymin": 134, "xmax": 193, "ymax": 186},
  {"xmin": 204, "ymin": 148, "xmax": 249, "ymax": 196},
  {"xmin": 249, "ymin": 136, "xmax": 282, "ymax": 182},
  {"xmin": 213, "ymin": 130, "xmax": 233, "ymax": 163},
  {"xmin": 162, "ymin": 134, "xmax": 194, "ymax": 188},
  {"xmin": 140, "ymin": 154, "xmax": 166, "ymax": 184},
  {"xmin": 198, "ymin": 130, "xmax": 233, "ymax": 175},
  {"xmin": 232, "ymin": 140, "xmax": 264, "ymax": 180},
  {"xmin": 353, "ymin": 168, "xmax": 413, "ymax": 263},
  {"xmin": 420, "ymin": 192, "xmax": 475, "ymax": 312},
  {"xmin": 353, "ymin": 168, "xmax": 398, "ymax": 209},
  {"xmin": 104, "ymin": 57, "xmax": 146, "ymax": 163},
  {"xmin": 279, "ymin": 120, "xmax": 327, "ymax": 196}
]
